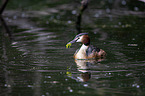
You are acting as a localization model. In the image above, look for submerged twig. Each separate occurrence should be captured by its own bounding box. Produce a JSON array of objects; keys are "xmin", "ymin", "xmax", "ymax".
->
[
  {"xmin": 0, "ymin": 15, "xmax": 13, "ymax": 40},
  {"xmin": 0, "ymin": 0, "xmax": 9, "ymax": 15},
  {"xmin": 0, "ymin": 0, "xmax": 12, "ymax": 40},
  {"xmin": 76, "ymin": 0, "xmax": 89, "ymax": 33}
]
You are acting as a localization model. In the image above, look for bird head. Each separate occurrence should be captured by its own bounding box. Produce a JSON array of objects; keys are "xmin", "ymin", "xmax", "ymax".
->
[{"xmin": 66, "ymin": 33, "xmax": 90, "ymax": 48}]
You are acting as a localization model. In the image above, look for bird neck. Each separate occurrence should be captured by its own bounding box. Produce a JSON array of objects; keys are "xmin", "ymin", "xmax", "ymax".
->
[
  {"xmin": 82, "ymin": 35, "xmax": 90, "ymax": 46},
  {"xmin": 80, "ymin": 44, "xmax": 89, "ymax": 51},
  {"xmin": 84, "ymin": 42, "xmax": 90, "ymax": 46}
]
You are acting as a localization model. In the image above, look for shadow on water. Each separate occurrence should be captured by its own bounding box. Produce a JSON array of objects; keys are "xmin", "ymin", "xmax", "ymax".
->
[{"xmin": 0, "ymin": 0, "xmax": 145, "ymax": 96}]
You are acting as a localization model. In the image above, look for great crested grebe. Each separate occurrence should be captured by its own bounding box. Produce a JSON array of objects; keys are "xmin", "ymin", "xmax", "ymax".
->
[{"xmin": 66, "ymin": 33, "xmax": 106, "ymax": 60}]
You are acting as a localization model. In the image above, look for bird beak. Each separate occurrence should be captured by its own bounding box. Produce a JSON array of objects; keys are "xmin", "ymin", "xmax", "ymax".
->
[{"xmin": 66, "ymin": 39, "xmax": 77, "ymax": 48}]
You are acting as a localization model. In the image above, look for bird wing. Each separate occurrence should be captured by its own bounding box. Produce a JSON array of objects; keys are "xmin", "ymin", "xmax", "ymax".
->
[{"xmin": 86, "ymin": 45, "xmax": 100, "ymax": 56}]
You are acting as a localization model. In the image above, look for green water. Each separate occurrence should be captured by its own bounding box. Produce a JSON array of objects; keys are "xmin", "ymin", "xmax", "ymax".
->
[{"xmin": 0, "ymin": 0, "xmax": 145, "ymax": 96}]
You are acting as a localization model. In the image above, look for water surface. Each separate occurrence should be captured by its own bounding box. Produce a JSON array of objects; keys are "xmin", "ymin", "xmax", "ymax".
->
[{"xmin": 0, "ymin": 0, "xmax": 145, "ymax": 96}]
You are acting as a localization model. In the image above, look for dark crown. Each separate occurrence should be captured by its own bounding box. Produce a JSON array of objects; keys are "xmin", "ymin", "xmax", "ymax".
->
[{"xmin": 75, "ymin": 33, "xmax": 88, "ymax": 38}]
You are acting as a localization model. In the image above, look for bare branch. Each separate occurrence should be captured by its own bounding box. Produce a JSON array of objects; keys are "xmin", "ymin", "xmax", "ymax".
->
[
  {"xmin": 0, "ymin": 0, "xmax": 9, "ymax": 15},
  {"xmin": 0, "ymin": 15, "xmax": 13, "ymax": 40},
  {"xmin": 76, "ymin": 0, "xmax": 89, "ymax": 33}
]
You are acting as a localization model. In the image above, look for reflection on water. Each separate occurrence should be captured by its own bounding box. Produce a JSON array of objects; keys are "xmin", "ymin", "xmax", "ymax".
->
[
  {"xmin": 67, "ymin": 60, "xmax": 92, "ymax": 82},
  {"xmin": 67, "ymin": 59, "xmax": 104, "ymax": 82}
]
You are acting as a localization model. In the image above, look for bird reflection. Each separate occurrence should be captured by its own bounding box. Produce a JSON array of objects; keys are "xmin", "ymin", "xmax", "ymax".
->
[
  {"xmin": 75, "ymin": 60, "xmax": 97, "ymax": 82},
  {"xmin": 67, "ymin": 58, "xmax": 104, "ymax": 82}
]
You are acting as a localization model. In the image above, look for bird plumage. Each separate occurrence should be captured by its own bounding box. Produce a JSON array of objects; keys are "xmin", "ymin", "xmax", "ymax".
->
[{"xmin": 66, "ymin": 33, "xmax": 106, "ymax": 60}]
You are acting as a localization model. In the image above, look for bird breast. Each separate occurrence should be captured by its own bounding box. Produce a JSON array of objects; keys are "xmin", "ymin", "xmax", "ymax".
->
[{"xmin": 74, "ymin": 44, "xmax": 89, "ymax": 59}]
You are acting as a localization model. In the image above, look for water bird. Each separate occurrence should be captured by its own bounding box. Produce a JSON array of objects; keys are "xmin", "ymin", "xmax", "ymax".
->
[{"xmin": 66, "ymin": 33, "xmax": 106, "ymax": 60}]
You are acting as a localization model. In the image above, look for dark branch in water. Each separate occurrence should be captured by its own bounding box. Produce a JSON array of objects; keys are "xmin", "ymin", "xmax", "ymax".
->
[
  {"xmin": 0, "ymin": 0, "xmax": 9, "ymax": 15},
  {"xmin": 0, "ymin": 15, "xmax": 13, "ymax": 40},
  {"xmin": 76, "ymin": 0, "xmax": 89, "ymax": 33}
]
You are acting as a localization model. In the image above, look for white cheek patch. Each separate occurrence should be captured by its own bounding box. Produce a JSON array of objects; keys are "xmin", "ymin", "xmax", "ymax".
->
[{"xmin": 76, "ymin": 36, "xmax": 83, "ymax": 42}]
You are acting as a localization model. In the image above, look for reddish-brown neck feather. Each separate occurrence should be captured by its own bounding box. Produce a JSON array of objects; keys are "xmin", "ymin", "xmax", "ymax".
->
[{"xmin": 82, "ymin": 35, "xmax": 90, "ymax": 46}]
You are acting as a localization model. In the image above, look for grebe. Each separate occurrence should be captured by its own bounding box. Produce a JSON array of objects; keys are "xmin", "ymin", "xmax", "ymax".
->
[{"xmin": 66, "ymin": 33, "xmax": 106, "ymax": 60}]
